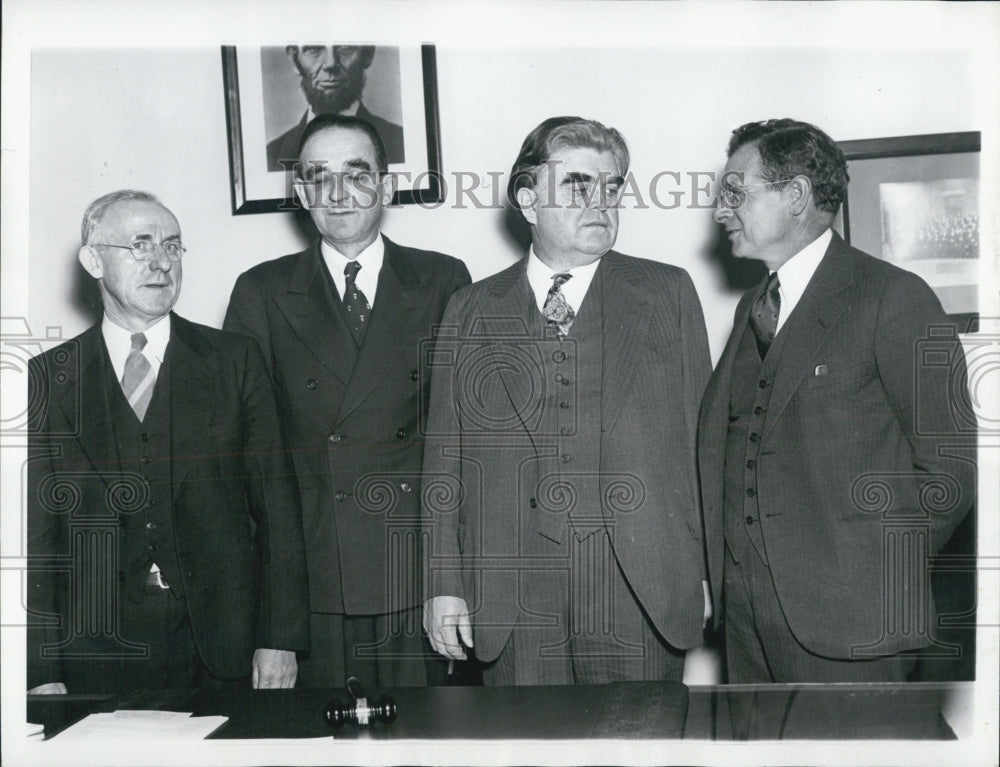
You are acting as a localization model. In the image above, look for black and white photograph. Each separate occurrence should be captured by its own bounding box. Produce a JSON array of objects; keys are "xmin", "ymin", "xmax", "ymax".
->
[{"xmin": 1, "ymin": 2, "xmax": 997, "ymax": 766}]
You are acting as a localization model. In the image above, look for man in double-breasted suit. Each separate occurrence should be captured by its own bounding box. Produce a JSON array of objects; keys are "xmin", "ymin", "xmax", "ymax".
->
[
  {"xmin": 27, "ymin": 190, "xmax": 309, "ymax": 695},
  {"xmin": 422, "ymin": 117, "xmax": 712, "ymax": 684},
  {"xmin": 701, "ymin": 119, "xmax": 976, "ymax": 683},
  {"xmin": 226, "ymin": 115, "xmax": 470, "ymax": 687}
]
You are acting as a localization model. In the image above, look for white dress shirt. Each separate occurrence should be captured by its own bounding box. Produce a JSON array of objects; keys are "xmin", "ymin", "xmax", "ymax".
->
[
  {"xmin": 102, "ymin": 313, "xmax": 170, "ymax": 384},
  {"xmin": 773, "ymin": 228, "xmax": 832, "ymax": 334},
  {"xmin": 525, "ymin": 246, "xmax": 602, "ymax": 315},
  {"xmin": 322, "ymin": 234, "xmax": 384, "ymax": 307}
]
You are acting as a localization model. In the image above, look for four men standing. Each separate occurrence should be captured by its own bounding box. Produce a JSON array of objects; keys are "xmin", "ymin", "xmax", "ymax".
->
[{"xmin": 28, "ymin": 116, "xmax": 974, "ymax": 692}]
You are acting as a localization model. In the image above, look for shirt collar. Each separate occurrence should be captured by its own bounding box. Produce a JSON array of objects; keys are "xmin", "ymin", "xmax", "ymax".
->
[
  {"xmin": 525, "ymin": 245, "xmax": 602, "ymax": 313},
  {"xmin": 306, "ymin": 100, "xmax": 361, "ymax": 122},
  {"xmin": 101, "ymin": 313, "xmax": 171, "ymax": 379},
  {"xmin": 321, "ymin": 233, "xmax": 385, "ymax": 302},
  {"xmin": 774, "ymin": 228, "xmax": 832, "ymax": 325}
]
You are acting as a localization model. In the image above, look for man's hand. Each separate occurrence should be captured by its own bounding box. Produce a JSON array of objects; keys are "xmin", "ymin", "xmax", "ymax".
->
[
  {"xmin": 423, "ymin": 596, "xmax": 473, "ymax": 660},
  {"xmin": 702, "ymin": 579, "xmax": 713, "ymax": 629},
  {"xmin": 27, "ymin": 682, "xmax": 67, "ymax": 695},
  {"xmin": 252, "ymin": 648, "xmax": 297, "ymax": 689}
]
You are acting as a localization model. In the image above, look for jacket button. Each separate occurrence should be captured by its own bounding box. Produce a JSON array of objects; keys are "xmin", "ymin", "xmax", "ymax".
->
[
  {"xmin": 147, "ymin": 543, "xmax": 158, "ymax": 552},
  {"xmin": 554, "ymin": 373, "xmax": 564, "ymax": 383},
  {"xmin": 335, "ymin": 491, "xmax": 349, "ymax": 502},
  {"xmin": 410, "ymin": 370, "xmax": 419, "ymax": 381},
  {"xmin": 746, "ymin": 459, "xmax": 755, "ymax": 470},
  {"xmin": 745, "ymin": 516, "xmax": 755, "ymax": 525},
  {"xmin": 552, "ymin": 350, "xmax": 566, "ymax": 363},
  {"xmin": 561, "ymin": 454, "xmax": 571, "ymax": 463},
  {"xmin": 529, "ymin": 497, "xmax": 538, "ymax": 509},
  {"xmin": 306, "ymin": 378, "xmax": 318, "ymax": 390},
  {"xmin": 395, "ymin": 428, "xmax": 406, "ymax": 439},
  {"xmin": 400, "ymin": 482, "xmax": 412, "ymax": 493},
  {"xmin": 754, "ymin": 406, "xmax": 764, "ymax": 416},
  {"xmin": 749, "ymin": 433, "xmax": 759, "ymax": 442},
  {"xmin": 141, "ymin": 455, "xmax": 152, "ymax": 464},
  {"xmin": 759, "ymin": 379, "xmax": 768, "ymax": 388},
  {"xmin": 329, "ymin": 434, "xmax": 342, "ymax": 443},
  {"xmin": 559, "ymin": 401, "xmax": 570, "ymax": 409},
  {"xmin": 746, "ymin": 488, "xmax": 756, "ymax": 497},
  {"xmin": 560, "ymin": 427, "xmax": 571, "ymax": 436},
  {"xmin": 146, "ymin": 522, "xmax": 157, "ymax": 530},
  {"xmin": 140, "ymin": 432, "xmax": 150, "ymax": 441}
]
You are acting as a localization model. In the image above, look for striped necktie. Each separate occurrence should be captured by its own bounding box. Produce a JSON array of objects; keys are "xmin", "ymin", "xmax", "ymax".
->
[{"xmin": 121, "ymin": 332, "xmax": 155, "ymax": 421}]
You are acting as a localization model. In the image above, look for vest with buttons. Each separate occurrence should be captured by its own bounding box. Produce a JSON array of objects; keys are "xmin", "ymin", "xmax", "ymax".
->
[
  {"xmin": 723, "ymin": 321, "xmax": 785, "ymax": 564},
  {"xmin": 532, "ymin": 268, "xmax": 605, "ymax": 549},
  {"xmin": 106, "ymin": 351, "xmax": 184, "ymax": 603}
]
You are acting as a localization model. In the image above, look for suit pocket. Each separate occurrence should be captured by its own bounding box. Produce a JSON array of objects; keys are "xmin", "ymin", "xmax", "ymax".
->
[{"xmin": 804, "ymin": 362, "xmax": 875, "ymax": 391}]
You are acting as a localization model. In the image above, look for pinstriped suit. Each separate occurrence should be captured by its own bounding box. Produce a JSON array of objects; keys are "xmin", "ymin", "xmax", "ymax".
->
[{"xmin": 423, "ymin": 251, "xmax": 712, "ymax": 682}]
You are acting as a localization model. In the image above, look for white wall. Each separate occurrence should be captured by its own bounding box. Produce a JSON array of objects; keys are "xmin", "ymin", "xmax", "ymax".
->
[{"xmin": 29, "ymin": 46, "xmax": 977, "ymax": 360}]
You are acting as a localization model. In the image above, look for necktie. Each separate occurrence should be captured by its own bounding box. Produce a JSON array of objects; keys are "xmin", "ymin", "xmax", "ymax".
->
[
  {"xmin": 542, "ymin": 273, "xmax": 575, "ymax": 337},
  {"xmin": 750, "ymin": 272, "xmax": 781, "ymax": 358},
  {"xmin": 121, "ymin": 332, "xmax": 155, "ymax": 421},
  {"xmin": 343, "ymin": 260, "xmax": 371, "ymax": 343}
]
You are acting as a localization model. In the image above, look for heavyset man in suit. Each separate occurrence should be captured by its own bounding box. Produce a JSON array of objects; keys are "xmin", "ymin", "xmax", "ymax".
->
[
  {"xmin": 226, "ymin": 114, "xmax": 471, "ymax": 687},
  {"xmin": 27, "ymin": 191, "xmax": 309, "ymax": 694},
  {"xmin": 267, "ymin": 45, "xmax": 404, "ymax": 172},
  {"xmin": 422, "ymin": 117, "xmax": 712, "ymax": 684},
  {"xmin": 701, "ymin": 119, "xmax": 976, "ymax": 683}
]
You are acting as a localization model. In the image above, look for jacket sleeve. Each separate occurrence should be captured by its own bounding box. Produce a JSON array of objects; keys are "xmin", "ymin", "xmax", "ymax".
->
[
  {"xmin": 420, "ymin": 290, "xmax": 470, "ymax": 603},
  {"xmin": 224, "ymin": 273, "xmax": 275, "ymax": 376},
  {"xmin": 873, "ymin": 271, "xmax": 976, "ymax": 553},
  {"xmin": 238, "ymin": 338, "xmax": 310, "ymax": 652}
]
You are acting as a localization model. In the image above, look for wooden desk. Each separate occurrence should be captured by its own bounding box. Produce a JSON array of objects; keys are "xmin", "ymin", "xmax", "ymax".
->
[{"xmin": 28, "ymin": 682, "xmax": 957, "ymax": 742}]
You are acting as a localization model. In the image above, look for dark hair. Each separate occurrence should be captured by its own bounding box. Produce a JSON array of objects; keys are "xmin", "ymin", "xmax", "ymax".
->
[
  {"xmin": 298, "ymin": 114, "xmax": 388, "ymax": 173},
  {"xmin": 507, "ymin": 116, "xmax": 629, "ymax": 208},
  {"xmin": 727, "ymin": 118, "xmax": 849, "ymax": 213},
  {"xmin": 81, "ymin": 190, "xmax": 163, "ymax": 244}
]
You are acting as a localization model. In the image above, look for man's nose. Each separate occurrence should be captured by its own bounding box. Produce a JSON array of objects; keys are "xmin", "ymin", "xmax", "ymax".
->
[
  {"xmin": 147, "ymin": 250, "xmax": 174, "ymax": 271},
  {"xmin": 319, "ymin": 47, "xmax": 339, "ymax": 70},
  {"xmin": 713, "ymin": 204, "xmax": 732, "ymax": 224}
]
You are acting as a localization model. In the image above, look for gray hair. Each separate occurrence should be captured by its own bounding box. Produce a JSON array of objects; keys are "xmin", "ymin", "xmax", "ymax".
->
[{"xmin": 80, "ymin": 190, "xmax": 163, "ymax": 244}]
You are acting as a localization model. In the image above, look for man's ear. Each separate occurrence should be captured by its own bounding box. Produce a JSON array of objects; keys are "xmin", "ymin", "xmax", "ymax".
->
[
  {"xmin": 787, "ymin": 175, "xmax": 813, "ymax": 217},
  {"xmin": 516, "ymin": 187, "xmax": 538, "ymax": 226},
  {"xmin": 78, "ymin": 245, "xmax": 104, "ymax": 279},
  {"xmin": 292, "ymin": 178, "xmax": 313, "ymax": 210},
  {"xmin": 286, "ymin": 46, "xmax": 300, "ymax": 68},
  {"xmin": 378, "ymin": 172, "xmax": 396, "ymax": 207}
]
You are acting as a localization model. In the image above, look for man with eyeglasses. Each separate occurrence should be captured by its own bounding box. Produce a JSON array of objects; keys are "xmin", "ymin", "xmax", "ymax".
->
[
  {"xmin": 26, "ymin": 190, "xmax": 309, "ymax": 695},
  {"xmin": 700, "ymin": 119, "xmax": 976, "ymax": 683},
  {"xmin": 422, "ymin": 116, "xmax": 712, "ymax": 684},
  {"xmin": 226, "ymin": 114, "xmax": 470, "ymax": 688}
]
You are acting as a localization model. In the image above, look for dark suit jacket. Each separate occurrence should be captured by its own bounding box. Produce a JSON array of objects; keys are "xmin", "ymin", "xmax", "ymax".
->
[
  {"xmin": 26, "ymin": 314, "xmax": 310, "ymax": 688},
  {"xmin": 266, "ymin": 106, "xmax": 405, "ymax": 171},
  {"xmin": 422, "ymin": 252, "xmax": 712, "ymax": 661},
  {"xmin": 224, "ymin": 236, "xmax": 471, "ymax": 615},
  {"xmin": 698, "ymin": 233, "xmax": 976, "ymax": 659}
]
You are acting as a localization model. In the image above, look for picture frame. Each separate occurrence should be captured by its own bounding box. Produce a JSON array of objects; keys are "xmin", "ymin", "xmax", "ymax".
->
[
  {"xmin": 221, "ymin": 44, "xmax": 442, "ymax": 214},
  {"xmin": 834, "ymin": 131, "xmax": 981, "ymax": 329}
]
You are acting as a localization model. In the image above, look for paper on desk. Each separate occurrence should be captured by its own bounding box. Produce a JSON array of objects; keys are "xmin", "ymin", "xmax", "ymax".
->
[{"xmin": 53, "ymin": 710, "xmax": 228, "ymax": 741}]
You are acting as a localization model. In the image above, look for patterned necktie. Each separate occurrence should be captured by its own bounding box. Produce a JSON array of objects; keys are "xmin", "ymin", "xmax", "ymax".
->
[
  {"xmin": 542, "ymin": 273, "xmax": 575, "ymax": 337},
  {"xmin": 343, "ymin": 260, "xmax": 371, "ymax": 343},
  {"xmin": 121, "ymin": 332, "xmax": 155, "ymax": 421},
  {"xmin": 750, "ymin": 272, "xmax": 781, "ymax": 358}
]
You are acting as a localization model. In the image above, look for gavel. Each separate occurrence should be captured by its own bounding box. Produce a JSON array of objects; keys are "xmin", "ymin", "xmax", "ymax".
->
[{"xmin": 324, "ymin": 677, "xmax": 397, "ymax": 727}]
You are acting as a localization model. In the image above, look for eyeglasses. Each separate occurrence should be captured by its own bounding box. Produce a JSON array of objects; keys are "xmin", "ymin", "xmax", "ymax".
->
[
  {"xmin": 718, "ymin": 179, "xmax": 795, "ymax": 209},
  {"xmin": 90, "ymin": 240, "xmax": 186, "ymax": 262}
]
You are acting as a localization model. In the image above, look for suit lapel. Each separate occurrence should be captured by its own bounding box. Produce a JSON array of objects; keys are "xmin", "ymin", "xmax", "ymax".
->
[
  {"xmin": 167, "ymin": 314, "xmax": 217, "ymax": 497},
  {"xmin": 64, "ymin": 324, "xmax": 120, "ymax": 486},
  {"xmin": 762, "ymin": 236, "xmax": 854, "ymax": 440},
  {"xmin": 274, "ymin": 244, "xmax": 355, "ymax": 386},
  {"xmin": 599, "ymin": 252, "xmax": 653, "ymax": 432},
  {"xmin": 335, "ymin": 237, "xmax": 435, "ymax": 423}
]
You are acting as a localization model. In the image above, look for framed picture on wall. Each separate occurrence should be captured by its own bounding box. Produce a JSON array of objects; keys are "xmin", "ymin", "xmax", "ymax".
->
[
  {"xmin": 833, "ymin": 131, "xmax": 981, "ymax": 328},
  {"xmin": 221, "ymin": 44, "xmax": 442, "ymax": 214}
]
